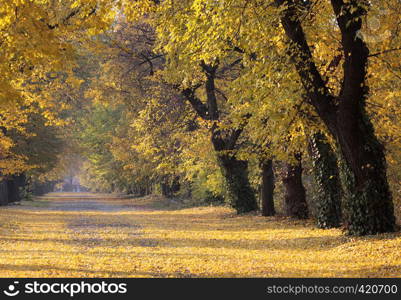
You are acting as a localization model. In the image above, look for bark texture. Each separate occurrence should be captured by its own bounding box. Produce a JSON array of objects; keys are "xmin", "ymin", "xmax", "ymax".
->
[
  {"xmin": 260, "ymin": 159, "xmax": 275, "ymax": 216},
  {"xmin": 282, "ymin": 155, "xmax": 308, "ymax": 219}
]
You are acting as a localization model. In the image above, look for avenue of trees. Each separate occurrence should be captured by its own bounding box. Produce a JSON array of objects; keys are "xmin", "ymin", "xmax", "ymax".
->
[{"xmin": 0, "ymin": 0, "xmax": 400, "ymax": 236}]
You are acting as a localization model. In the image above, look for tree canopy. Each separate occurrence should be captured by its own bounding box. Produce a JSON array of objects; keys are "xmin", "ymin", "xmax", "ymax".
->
[{"xmin": 0, "ymin": 0, "xmax": 400, "ymax": 236}]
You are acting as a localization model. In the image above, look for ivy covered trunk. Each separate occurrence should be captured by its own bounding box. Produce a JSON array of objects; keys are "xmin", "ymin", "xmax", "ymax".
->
[
  {"xmin": 260, "ymin": 159, "xmax": 275, "ymax": 216},
  {"xmin": 217, "ymin": 154, "xmax": 258, "ymax": 213},
  {"xmin": 336, "ymin": 111, "xmax": 395, "ymax": 235},
  {"xmin": 309, "ymin": 133, "xmax": 342, "ymax": 228},
  {"xmin": 282, "ymin": 155, "xmax": 308, "ymax": 219},
  {"xmin": 333, "ymin": 2, "xmax": 395, "ymax": 235},
  {"xmin": 279, "ymin": 0, "xmax": 396, "ymax": 235}
]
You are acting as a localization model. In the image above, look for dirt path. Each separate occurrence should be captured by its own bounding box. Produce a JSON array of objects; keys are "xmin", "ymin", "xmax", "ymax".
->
[
  {"xmin": 0, "ymin": 193, "xmax": 156, "ymax": 277},
  {"xmin": 52, "ymin": 195, "xmax": 143, "ymax": 251},
  {"xmin": 39, "ymin": 193, "xmax": 137, "ymax": 212}
]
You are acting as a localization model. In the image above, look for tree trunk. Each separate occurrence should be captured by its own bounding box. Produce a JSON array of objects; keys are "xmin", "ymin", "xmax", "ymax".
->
[
  {"xmin": 309, "ymin": 133, "xmax": 342, "ymax": 228},
  {"xmin": 0, "ymin": 179, "xmax": 8, "ymax": 206},
  {"xmin": 336, "ymin": 116, "xmax": 395, "ymax": 235},
  {"xmin": 332, "ymin": 0, "xmax": 395, "ymax": 235},
  {"xmin": 6, "ymin": 174, "xmax": 26, "ymax": 203},
  {"xmin": 171, "ymin": 176, "xmax": 180, "ymax": 195},
  {"xmin": 282, "ymin": 154, "xmax": 308, "ymax": 219},
  {"xmin": 7, "ymin": 178, "xmax": 18, "ymax": 203},
  {"xmin": 138, "ymin": 186, "xmax": 146, "ymax": 197},
  {"xmin": 217, "ymin": 154, "xmax": 258, "ymax": 213},
  {"xmin": 161, "ymin": 176, "xmax": 177, "ymax": 198},
  {"xmin": 6, "ymin": 177, "xmax": 19, "ymax": 203},
  {"xmin": 160, "ymin": 182, "xmax": 168, "ymax": 197},
  {"xmin": 260, "ymin": 159, "xmax": 275, "ymax": 216}
]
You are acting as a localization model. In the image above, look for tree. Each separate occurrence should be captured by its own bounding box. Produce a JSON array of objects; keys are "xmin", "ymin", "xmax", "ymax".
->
[
  {"xmin": 277, "ymin": 0, "xmax": 395, "ymax": 234},
  {"xmin": 179, "ymin": 62, "xmax": 258, "ymax": 213}
]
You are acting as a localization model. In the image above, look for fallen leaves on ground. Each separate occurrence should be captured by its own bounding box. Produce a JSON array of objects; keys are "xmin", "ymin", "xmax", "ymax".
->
[{"xmin": 0, "ymin": 193, "xmax": 400, "ymax": 277}]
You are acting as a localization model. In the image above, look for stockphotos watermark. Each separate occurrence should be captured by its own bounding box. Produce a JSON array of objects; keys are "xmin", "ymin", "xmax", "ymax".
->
[{"xmin": 3, "ymin": 281, "xmax": 127, "ymax": 297}]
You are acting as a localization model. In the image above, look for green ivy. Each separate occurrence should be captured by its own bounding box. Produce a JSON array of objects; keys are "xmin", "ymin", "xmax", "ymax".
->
[
  {"xmin": 309, "ymin": 133, "xmax": 342, "ymax": 229},
  {"xmin": 217, "ymin": 154, "xmax": 258, "ymax": 213}
]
